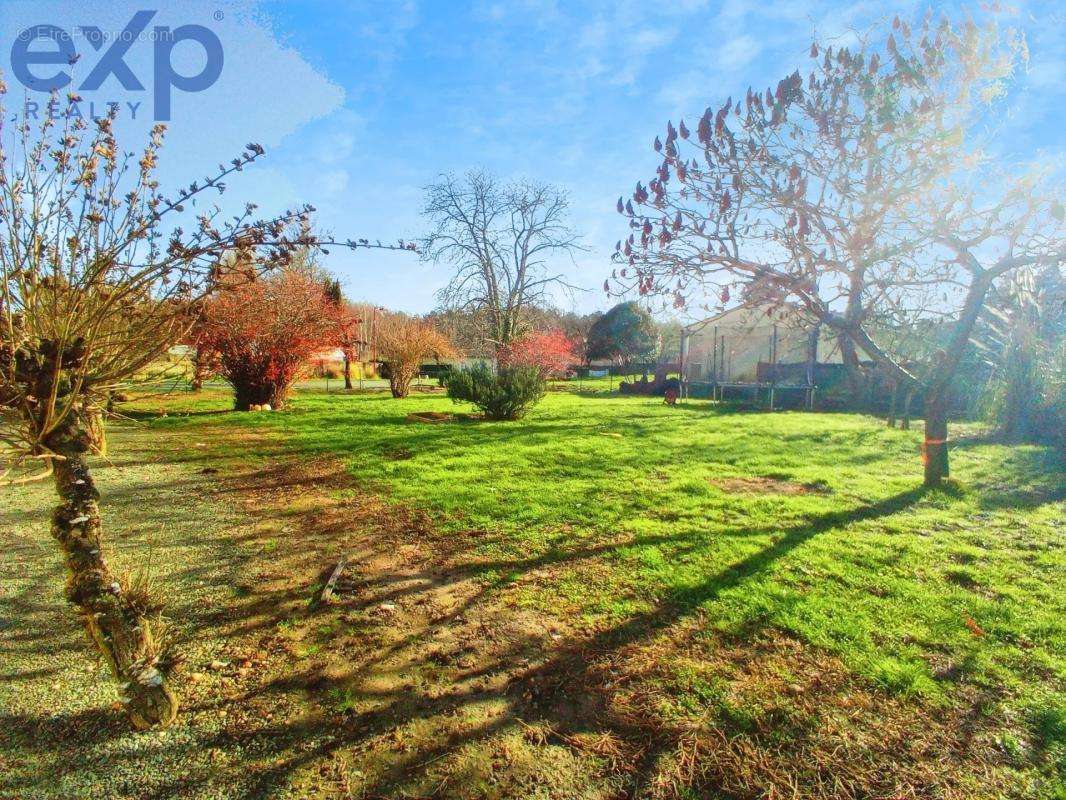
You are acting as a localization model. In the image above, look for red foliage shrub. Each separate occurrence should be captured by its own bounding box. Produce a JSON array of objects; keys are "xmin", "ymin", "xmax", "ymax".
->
[
  {"xmin": 497, "ymin": 329, "xmax": 577, "ymax": 379},
  {"xmin": 196, "ymin": 266, "xmax": 337, "ymax": 410}
]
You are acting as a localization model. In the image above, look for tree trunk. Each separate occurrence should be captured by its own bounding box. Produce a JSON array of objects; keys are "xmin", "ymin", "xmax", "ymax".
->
[
  {"xmin": 923, "ymin": 391, "xmax": 950, "ymax": 487},
  {"xmin": 390, "ymin": 374, "xmax": 411, "ymax": 398},
  {"xmin": 190, "ymin": 347, "xmax": 209, "ymax": 392},
  {"xmin": 920, "ymin": 270, "xmax": 994, "ymax": 486},
  {"xmin": 45, "ymin": 417, "xmax": 178, "ymax": 730},
  {"xmin": 886, "ymin": 380, "xmax": 898, "ymax": 428},
  {"xmin": 232, "ymin": 379, "xmax": 288, "ymax": 410},
  {"xmin": 840, "ymin": 336, "xmax": 865, "ymax": 408},
  {"xmin": 343, "ymin": 356, "xmax": 353, "ymax": 391},
  {"xmin": 901, "ymin": 389, "xmax": 914, "ymax": 430}
]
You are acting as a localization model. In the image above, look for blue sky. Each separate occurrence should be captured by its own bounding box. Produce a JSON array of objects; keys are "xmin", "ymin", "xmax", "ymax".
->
[{"xmin": 1, "ymin": 1, "xmax": 1062, "ymax": 317}]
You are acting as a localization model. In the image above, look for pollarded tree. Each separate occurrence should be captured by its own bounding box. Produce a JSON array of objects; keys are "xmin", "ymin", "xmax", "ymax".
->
[
  {"xmin": 376, "ymin": 314, "xmax": 456, "ymax": 398},
  {"xmin": 0, "ymin": 91, "xmax": 408, "ymax": 728},
  {"xmin": 422, "ymin": 170, "xmax": 584, "ymax": 349},
  {"xmin": 586, "ymin": 301, "xmax": 659, "ymax": 375},
  {"xmin": 612, "ymin": 12, "xmax": 1062, "ymax": 486},
  {"xmin": 0, "ymin": 109, "xmax": 303, "ymax": 729},
  {"xmin": 196, "ymin": 256, "xmax": 338, "ymax": 410}
]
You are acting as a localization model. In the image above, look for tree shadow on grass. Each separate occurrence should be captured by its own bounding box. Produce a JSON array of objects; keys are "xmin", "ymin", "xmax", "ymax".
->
[
  {"xmin": 119, "ymin": 408, "xmax": 235, "ymax": 422},
  {"xmin": 967, "ymin": 446, "xmax": 1065, "ymax": 512},
  {"xmin": 228, "ymin": 484, "xmax": 934, "ymax": 799},
  {"xmin": 3, "ymin": 423, "xmax": 1016, "ymax": 800}
]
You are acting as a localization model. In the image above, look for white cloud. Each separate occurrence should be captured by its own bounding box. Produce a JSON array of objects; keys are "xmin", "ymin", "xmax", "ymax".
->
[
  {"xmin": 317, "ymin": 170, "xmax": 351, "ymax": 197},
  {"xmin": 720, "ymin": 34, "xmax": 762, "ymax": 68},
  {"xmin": 1027, "ymin": 59, "xmax": 1064, "ymax": 89},
  {"xmin": 656, "ymin": 33, "xmax": 764, "ymax": 113},
  {"xmin": 630, "ymin": 27, "xmax": 679, "ymax": 54}
]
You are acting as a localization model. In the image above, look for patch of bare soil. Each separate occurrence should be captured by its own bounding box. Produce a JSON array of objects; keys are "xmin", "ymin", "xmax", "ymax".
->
[
  {"xmin": 711, "ymin": 475, "xmax": 831, "ymax": 495},
  {"xmin": 406, "ymin": 410, "xmax": 456, "ymax": 423},
  {"xmin": 405, "ymin": 410, "xmax": 481, "ymax": 424},
  {"xmin": 517, "ymin": 621, "xmax": 1016, "ymax": 800}
]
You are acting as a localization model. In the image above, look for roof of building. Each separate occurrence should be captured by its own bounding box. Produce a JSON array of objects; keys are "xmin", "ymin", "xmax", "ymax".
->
[{"xmin": 683, "ymin": 301, "xmax": 812, "ymax": 336}]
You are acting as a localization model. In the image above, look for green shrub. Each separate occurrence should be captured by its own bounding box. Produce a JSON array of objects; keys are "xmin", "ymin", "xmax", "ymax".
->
[{"xmin": 446, "ymin": 363, "xmax": 546, "ymax": 420}]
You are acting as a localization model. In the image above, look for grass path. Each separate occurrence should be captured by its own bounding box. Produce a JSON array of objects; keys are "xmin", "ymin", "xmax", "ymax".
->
[{"xmin": 1, "ymin": 386, "xmax": 1063, "ymax": 798}]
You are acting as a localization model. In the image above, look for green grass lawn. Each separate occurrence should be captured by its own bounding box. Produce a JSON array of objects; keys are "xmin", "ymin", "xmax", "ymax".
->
[
  {"xmin": 4, "ymin": 383, "xmax": 1064, "ymax": 798},
  {"xmin": 147, "ymin": 386, "xmax": 1065, "ymax": 691}
]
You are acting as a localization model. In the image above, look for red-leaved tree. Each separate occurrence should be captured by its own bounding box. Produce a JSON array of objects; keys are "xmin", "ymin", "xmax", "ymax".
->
[
  {"xmin": 497, "ymin": 329, "xmax": 577, "ymax": 379},
  {"xmin": 197, "ymin": 258, "xmax": 337, "ymax": 410}
]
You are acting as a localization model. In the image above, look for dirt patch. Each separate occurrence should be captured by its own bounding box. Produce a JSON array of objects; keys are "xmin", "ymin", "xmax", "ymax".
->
[
  {"xmin": 406, "ymin": 411, "xmax": 481, "ymax": 424},
  {"xmin": 712, "ymin": 475, "xmax": 831, "ymax": 495},
  {"xmin": 406, "ymin": 411, "xmax": 457, "ymax": 424},
  {"xmin": 382, "ymin": 446, "xmax": 414, "ymax": 461}
]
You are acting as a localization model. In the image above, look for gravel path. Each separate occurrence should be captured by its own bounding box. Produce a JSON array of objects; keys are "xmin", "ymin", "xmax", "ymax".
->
[{"xmin": 0, "ymin": 426, "xmax": 304, "ymax": 800}]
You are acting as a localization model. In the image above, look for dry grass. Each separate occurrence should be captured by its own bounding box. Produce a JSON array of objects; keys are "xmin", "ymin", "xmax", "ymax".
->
[{"xmin": 536, "ymin": 622, "xmax": 1014, "ymax": 799}]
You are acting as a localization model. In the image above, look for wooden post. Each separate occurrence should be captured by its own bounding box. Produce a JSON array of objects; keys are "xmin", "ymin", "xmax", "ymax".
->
[
  {"xmin": 320, "ymin": 557, "xmax": 349, "ymax": 604},
  {"xmin": 678, "ymin": 328, "xmax": 687, "ymax": 399},
  {"xmin": 805, "ymin": 323, "xmax": 820, "ymax": 412},
  {"xmin": 769, "ymin": 324, "xmax": 778, "ymax": 411},
  {"xmin": 711, "ymin": 327, "xmax": 718, "ymax": 401}
]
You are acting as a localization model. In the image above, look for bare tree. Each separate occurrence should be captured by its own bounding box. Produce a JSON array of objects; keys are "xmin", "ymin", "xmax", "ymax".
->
[
  {"xmin": 612, "ymin": 12, "xmax": 1063, "ymax": 487},
  {"xmin": 0, "ymin": 91, "xmax": 408, "ymax": 728},
  {"xmin": 376, "ymin": 314, "xmax": 456, "ymax": 398},
  {"xmin": 422, "ymin": 170, "xmax": 583, "ymax": 349},
  {"xmin": 426, "ymin": 306, "xmax": 495, "ymax": 359}
]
